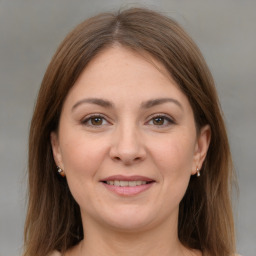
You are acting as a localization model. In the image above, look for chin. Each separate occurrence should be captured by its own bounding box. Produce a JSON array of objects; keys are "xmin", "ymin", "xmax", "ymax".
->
[
  {"xmin": 97, "ymin": 206, "xmax": 159, "ymax": 232},
  {"xmin": 107, "ymin": 218, "xmax": 155, "ymax": 233}
]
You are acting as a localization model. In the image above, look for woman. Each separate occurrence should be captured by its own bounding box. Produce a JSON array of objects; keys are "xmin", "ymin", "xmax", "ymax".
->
[{"xmin": 23, "ymin": 7, "xmax": 236, "ymax": 256}]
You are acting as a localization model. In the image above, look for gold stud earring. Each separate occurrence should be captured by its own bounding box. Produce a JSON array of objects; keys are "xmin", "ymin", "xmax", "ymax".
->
[
  {"xmin": 57, "ymin": 166, "xmax": 65, "ymax": 177},
  {"xmin": 196, "ymin": 167, "xmax": 200, "ymax": 177}
]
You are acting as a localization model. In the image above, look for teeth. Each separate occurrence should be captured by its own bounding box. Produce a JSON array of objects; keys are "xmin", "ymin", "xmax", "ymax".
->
[
  {"xmin": 114, "ymin": 180, "xmax": 120, "ymax": 186},
  {"xmin": 106, "ymin": 180, "xmax": 148, "ymax": 186},
  {"xmin": 120, "ymin": 181, "xmax": 129, "ymax": 186},
  {"xmin": 129, "ymin": 181, "xmax": 137, "ymax": 187},
  {"xmin": 137, "ymin": 181, "xmax": 146, "ymax": 185}
]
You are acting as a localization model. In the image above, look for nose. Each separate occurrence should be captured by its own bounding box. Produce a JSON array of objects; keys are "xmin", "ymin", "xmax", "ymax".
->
[{"xmin": 109, "ymin": 123, "xmax": 146, "ymax": 165}]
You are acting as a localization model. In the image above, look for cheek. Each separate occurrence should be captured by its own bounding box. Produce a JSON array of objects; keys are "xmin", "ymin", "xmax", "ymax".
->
[
  {"xmin": 59, "ymin": 135, "xmax": 109, "ymax": 204},
  {"xmin": 150, "ymin": 133, "xmax": 195, "ymax": 177},
  {"xmin": 156, "ymin": 137, "xmax": 193, "ymax": 170},
  {"xmin": 59, "ymin": 130, "xmax": 109, "ymax": 181},
  {"xmin": 153, "ymin": 134, "xmax": 195, "ymax": 206}
]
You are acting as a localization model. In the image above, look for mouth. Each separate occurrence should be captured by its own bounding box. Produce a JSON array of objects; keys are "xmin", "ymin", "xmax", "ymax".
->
[
  {"xmin": 102, "ymin": 180, "xmax": 154, "ymax": 186},
  {"xmin": 100, "ymin": 175, "xmax": 155, "ymax": 196}
]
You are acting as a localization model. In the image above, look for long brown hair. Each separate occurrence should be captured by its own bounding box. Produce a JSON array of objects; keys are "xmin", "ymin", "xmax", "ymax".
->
[{"xmin": 23, "ymin": 8, "xmax": 236, "ymax": 256}]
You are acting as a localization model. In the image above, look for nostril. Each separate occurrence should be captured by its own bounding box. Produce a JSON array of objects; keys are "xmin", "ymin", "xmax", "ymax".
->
[
  {"xmin": 109, "ymin": 146, "xmax": 146, "ymax": 164},
  {"xmin": 114, "ymin": 156, "xmax": 143, "ymax": 164}
]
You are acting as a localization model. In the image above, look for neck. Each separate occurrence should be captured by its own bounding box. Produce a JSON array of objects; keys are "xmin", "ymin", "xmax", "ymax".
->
[{"xmin": 74, "ymin": 213, "xmax": 191, "ymax": 256}]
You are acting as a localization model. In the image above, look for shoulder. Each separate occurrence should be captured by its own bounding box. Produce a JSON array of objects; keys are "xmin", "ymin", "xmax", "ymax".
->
[{"xmin": 47, "ymin": 251, "xmax": 61, "ymax": 256}]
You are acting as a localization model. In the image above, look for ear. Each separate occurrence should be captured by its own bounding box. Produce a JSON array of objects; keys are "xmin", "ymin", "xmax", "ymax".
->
[
  {"xmin": 50, "ymin": 132, "xmax": 64, "ymax": 169},
  {"xmin": 192, "ymin": 124, "xmax": 211, "ymax": 175}
]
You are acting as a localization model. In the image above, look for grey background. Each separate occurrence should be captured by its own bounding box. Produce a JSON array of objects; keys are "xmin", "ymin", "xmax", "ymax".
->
[{"xmin": 0, "ymin": 0, "xmax": 255, "ymax": 255}]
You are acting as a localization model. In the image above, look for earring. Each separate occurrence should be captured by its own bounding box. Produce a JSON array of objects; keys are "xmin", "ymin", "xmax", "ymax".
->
[
  {"xmin": 57, "ymin": 166, "xmax": 65, "ymax": 177},
  {"xmin": 196, "ymin": 167, "xmax": 200, "ymax": 177}
]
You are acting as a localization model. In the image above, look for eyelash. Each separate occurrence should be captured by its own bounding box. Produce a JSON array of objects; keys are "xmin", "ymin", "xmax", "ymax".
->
[
  {"xmin": 81, "ymin": 114, "xmax": 110, "ymax": 127},
  {"xmin": 81, "ymin": 114, "xmax": 175, "ymax": 128},
  {"xmin": 146, "ymin": 114, "xmax": 175, "ymax": 127}
]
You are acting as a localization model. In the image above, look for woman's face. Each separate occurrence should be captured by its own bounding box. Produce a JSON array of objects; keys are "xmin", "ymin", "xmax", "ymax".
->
[{"xmin": 51, "ymin": 46, "xmax": 210, "ymax": 232}]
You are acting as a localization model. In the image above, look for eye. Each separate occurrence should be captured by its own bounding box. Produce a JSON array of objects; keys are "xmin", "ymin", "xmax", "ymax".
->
[
  {"xmin": 147, "ymin": 114, "xmax": 175, "ymax": 127},
  {"xmin": 82, "ymin": 115, "xmax": 109, "ymax": 127}
]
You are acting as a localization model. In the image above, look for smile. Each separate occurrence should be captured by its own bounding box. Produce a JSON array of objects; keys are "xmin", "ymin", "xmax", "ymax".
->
[
  {"xmin": 104, "ymin": 180, "xmax": 149, "ymax": 186},
  {"xmin": 101, "ymin": 175, "xmax": 155, "ymax": 196}
]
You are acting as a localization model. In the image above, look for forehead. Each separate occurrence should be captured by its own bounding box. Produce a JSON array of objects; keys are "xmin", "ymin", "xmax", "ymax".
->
[{"xmin": 63, "ymin": 46, "xmax": 189, "ymax": 109}]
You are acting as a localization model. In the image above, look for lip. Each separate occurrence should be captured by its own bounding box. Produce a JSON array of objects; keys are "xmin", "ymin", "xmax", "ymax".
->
[
  {"xmin": 101, "ymin": 175, "xmax": 154, "ymax": 182},
  {"xmin": 100, "ymin": 175, "xmax": 155, "ymax": 196}
]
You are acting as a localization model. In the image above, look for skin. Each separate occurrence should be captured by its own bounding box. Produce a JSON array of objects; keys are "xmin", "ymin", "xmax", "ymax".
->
[{"xmin": 51, "ymin": 46, "xmax": 211, "ymax": 256}]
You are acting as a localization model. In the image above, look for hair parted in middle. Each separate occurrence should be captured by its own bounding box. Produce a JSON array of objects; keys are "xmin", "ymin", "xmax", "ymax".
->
[{"xmin": 24, "ymin": 7, "xmax": 235, "ymax": 256}]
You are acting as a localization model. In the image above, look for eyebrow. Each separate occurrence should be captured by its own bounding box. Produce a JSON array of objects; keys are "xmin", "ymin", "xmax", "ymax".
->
[
  {"xmin": 141, "ymin": 98, "xmax": 183, "ymax": 110},
  {"xmin": 72, "ymin": 97, "xmax": 183, "ymax": 111},
  {"xmin": 72, "ymin": 98, "xmax": 113, "ymax": 111}
]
